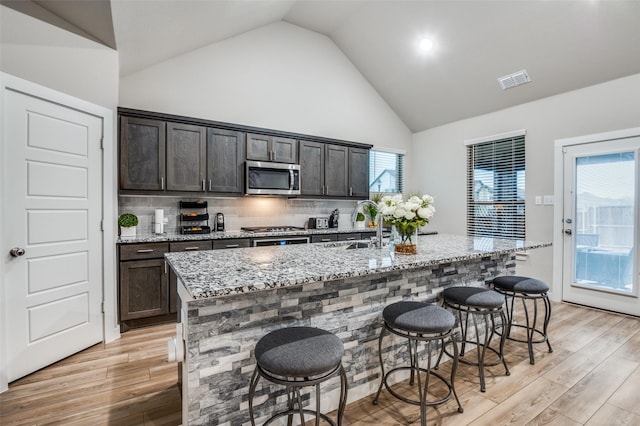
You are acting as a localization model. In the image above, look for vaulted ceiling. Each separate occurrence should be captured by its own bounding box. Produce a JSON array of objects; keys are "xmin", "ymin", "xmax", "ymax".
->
[{"xmin": 4, "ymin": 0, "xmax": 640, "ymax": 133}]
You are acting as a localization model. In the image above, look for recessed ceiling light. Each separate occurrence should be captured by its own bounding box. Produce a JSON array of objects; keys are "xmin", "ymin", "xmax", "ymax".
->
[{"xmin": 418, "ymin": 38, "xmax": 434, "ymax": 52}]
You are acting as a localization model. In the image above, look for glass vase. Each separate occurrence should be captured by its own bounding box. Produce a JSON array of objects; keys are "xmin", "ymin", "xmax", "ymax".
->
[{"xmin": 395, "ymin": 227, "xmax": 418, "ymax": 255}]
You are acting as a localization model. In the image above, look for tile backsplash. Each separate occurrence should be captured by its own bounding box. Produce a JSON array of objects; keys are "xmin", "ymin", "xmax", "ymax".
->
[{"xmin": 118, "ymin": 196, "xmax": 360, "ymax": 235}]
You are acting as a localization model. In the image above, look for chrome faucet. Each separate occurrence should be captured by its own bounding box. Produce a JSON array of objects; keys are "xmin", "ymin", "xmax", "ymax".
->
[{"xmin": 352, "ymin": 199, "xmax": 384, "ymax": 249}]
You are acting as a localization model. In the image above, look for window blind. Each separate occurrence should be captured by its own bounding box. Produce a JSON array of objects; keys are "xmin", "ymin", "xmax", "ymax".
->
[
  {"xmin": 467, "ymin": 135, "xmax": 525, "ymax": 240},
  {"xmin": 369, "ymin": 149, "xmax": 404, "ymax": 194}
]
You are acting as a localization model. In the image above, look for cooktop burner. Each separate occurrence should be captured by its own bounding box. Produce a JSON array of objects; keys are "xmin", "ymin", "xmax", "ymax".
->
[{"xmin": 241, "ymin": 226, "xmax": 306, "ymax": 233}]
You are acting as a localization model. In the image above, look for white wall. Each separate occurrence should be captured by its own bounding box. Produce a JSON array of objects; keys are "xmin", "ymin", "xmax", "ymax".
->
[
  {"xmin": 411, "ymin": 73, "xmax": 640, "ymax": 293},
  {"xmin": 119, "ymin": 21, "xmax": 412, "ymax": 154},
  {"xmin": 0, "ymin": 5, "xmax": 120, "ymax": 392},
  {"xmin": 0, "ymin": 6, "xmax": 119, "ymax": 110}
]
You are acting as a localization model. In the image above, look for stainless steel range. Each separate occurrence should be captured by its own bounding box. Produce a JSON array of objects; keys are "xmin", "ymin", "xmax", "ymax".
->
[{"xmin": 241, "ymin": 226, "xmax": 309, "ymax": 246}]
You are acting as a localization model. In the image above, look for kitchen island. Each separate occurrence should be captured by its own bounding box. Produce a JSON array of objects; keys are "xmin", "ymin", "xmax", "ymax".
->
[{"xmin": 166, "ymin": 234, "xmax": 550, "ymax": 425}]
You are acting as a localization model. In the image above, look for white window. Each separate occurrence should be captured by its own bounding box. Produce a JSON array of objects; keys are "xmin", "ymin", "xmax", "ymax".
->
[
  {"xmin": 466, "ymin": 131, "xmax": 526, "ymax": 240},
  {"xmin": 369, "ymin": 149, "xmax": 404, "ymax": 194}
]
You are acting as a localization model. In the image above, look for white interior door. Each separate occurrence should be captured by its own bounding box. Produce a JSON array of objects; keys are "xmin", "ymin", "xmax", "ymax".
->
[
  {"xmin": 4, "ymin": 87, "xmax": 103, "ymax": 381},
  {"xmin": 561, "ymin": 136, "xmax": 640, "ymax": 316}
]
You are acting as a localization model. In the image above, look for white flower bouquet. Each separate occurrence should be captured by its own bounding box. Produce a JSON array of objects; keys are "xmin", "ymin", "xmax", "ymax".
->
[{"xmin": 379, "ymin": 194, "xmax": 435, "ymax": 247}]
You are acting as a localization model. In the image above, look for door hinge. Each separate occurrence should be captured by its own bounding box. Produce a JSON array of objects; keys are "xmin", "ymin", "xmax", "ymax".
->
[
  {"xmin": 100, "ymin": 219, "xmax": 104, "ymax": 231},
  {"xmin": 101, "ymin": 301, "xmax": 105, "ymax": 314},
  {"xmin": 100, "ymin": 136, "xmax": 104, "ymax": 149}
]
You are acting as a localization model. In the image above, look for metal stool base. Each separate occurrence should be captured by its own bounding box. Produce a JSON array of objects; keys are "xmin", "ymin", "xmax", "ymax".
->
[
  {"xmin": 494, "ymin": 289, "xmax": 553, "ymax": 365},
  {"xmin": 373, "ymin": 322, "xmax": 463, "ymax": 426},
  {"xmin": 249, "ymin": 362, "xmax": 348, "ymax": 426},
  {"xmin": 442, "ymin": 300, "xmax": 510, "ymax": 392}
]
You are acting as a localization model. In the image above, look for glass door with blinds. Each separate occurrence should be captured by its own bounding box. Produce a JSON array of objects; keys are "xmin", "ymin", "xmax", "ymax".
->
[
  {"xmin": 561, "ymin": 135, "xmax": 639, "ymax": 316},
  {"xmin": 467, "ymin": 132, "xmax": 526, "ymax": 240}
]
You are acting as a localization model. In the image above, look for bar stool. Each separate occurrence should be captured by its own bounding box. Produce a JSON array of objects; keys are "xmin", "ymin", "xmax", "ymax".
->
[
  {"xmin": 373, "ymin": 301, "xmax": 463, "ymax": 426},
  {"xmin": 441, "ymin": 286, "xmax": 510, "ymax": 392},
  {"xmin": 492, "ymin": 275, "xmax": 553, "ymax": 365},
  {"xmin": 248, "ymin": 326, "xmax": 348, "ymax": 426}
]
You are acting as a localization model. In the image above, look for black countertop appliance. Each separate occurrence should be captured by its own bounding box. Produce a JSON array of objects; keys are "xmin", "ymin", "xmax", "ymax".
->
[
  {"xmin": 215, "ymin": 213, "xmax": 225, "ymax": 231},
  {"xmin": 328, "ymin": 209, "xmax": 339, "ymax": 228}
]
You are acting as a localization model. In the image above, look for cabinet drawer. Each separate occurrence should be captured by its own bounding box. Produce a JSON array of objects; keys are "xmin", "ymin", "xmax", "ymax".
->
[
  {"xmin": 213, "ymin": 239, "xmax": 251, "ymax": 249},
  {"xmin": 338, "ymin": 233, "xmax": 361, "ymax": 241},
  {"xmin": 311, "ymin": 234, "xmax": 338, "ymax": 243},
  {"xmin": 120, "ymin": 242, "xmax": 169, "ymax": 260},
  {"xmin": 213, "ymin": 238, "xmax": 251, "ymax": 250},
  {"xmin": 170, "ymin": 240, "xmax": 212, "ymax": 252}
]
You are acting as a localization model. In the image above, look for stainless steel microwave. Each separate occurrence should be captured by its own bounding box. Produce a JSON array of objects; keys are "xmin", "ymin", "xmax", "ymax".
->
[{"xmin": 245, "ymin": 161, "xmax": 301, "ymax": 195}]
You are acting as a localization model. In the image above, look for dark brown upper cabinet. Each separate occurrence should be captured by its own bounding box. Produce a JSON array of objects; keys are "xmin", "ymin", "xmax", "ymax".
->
[
  {"xmin": 324, "ymin": 144, "xmax": 349, "ymax": 197},
  {"xmin": 247, "ymin": 133, "xmax": 298, "ymax": 164},
  {"xmin": 166, "ymin": 123, "xmax": 206, "ymax": 192},
  {"xmin": 348, "ymin": 147, "xmax": 370, "ymax": 198},
  {"xmin": 299, "ymin": 140, "xmax": 325, "ymax": 196},
  {"xmin": 120, "ymin": 117, "xmax": 166, "ymax": 191},
  {"xmin": 207, "ymin": 128, "xmax": 245, "ymax": 193}
]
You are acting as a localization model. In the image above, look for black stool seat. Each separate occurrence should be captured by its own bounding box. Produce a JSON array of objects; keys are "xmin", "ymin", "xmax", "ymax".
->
[
  {"xmin": 442, "ymin": 287, "xmax": 504, "ymax": 309},
  {"xmin": 249, "ymin": 326, "xmax": 348, "ymax": 426},
  {"xmin": 383, "ymin": 301, "xmax": 455, "ymax": 334},
  {"xmin": 493, "ymin": 276, "xmax": 549, "ymax": 294},
  {"xmin": 255, "ymin": 327, "xmax": 344, "ymax": 377},
  {"xmin": 492, "ymin": 275, "xmax": 553, "ymax": 365},
  {"xmin": 374, "ymin": 301, "xmax": 463, "ymax": 426},
  {"xmin": 442, "ymin": 286, "xmax": 509, "ymax": 392}
]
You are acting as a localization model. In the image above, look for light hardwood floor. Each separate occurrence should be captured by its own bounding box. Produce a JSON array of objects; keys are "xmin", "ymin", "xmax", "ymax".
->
[{"xmin": 1, "ymin": 302, "xmax": 639, "ymax": 425}]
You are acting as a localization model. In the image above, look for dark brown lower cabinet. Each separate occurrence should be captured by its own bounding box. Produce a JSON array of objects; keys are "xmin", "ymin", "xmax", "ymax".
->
[
  {"xmin": 119, "ymin": 242, "xmax": 173, "ymax": 331},
  {"xmin": 120, "ymin": 258, "xmax": 168, "ymax": 320}
]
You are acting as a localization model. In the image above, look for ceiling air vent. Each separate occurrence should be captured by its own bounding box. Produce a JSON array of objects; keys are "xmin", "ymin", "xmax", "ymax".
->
[{"xmin": 497, "ymin": 70, "xmax": 531, "ymax": 90}]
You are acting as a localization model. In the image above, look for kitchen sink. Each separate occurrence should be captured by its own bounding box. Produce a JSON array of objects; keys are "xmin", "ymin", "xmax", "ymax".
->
[
  {"xmin": 345, "ymin": 241, "xmax": 370, "ymax": 249},
  {"xmin": 323, "ymin": 240, "xmax": 373, "ymax": 250}
]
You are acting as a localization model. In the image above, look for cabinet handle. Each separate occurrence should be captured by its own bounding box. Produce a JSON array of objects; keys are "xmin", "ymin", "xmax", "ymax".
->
[
  {"xmin": 322, "ymin": 185, "xmax": 325, "ymax": 195},
  {"xmin": 321, "ymin": 238, "xmax": 332, "ymax": 242},
  {"xmin": 209, "ymin": 180, "xmax": 212, "ymax": 191},
  {"xmin": 346, "ymin": 237, "xmax": 356, "ymax": 240},
  {"xmin": 226, "ymin": 244, "xmax": 239, "ymax": 248},
  {"xmin": 184, "ymin": 247, "xmax": 200, "ymax": 251},
  {"xmin": 202, "ymin": 180, "xmax": 205, "ymax": 191},
  {"xmin": 137, "ymin": 249, "xmax": 154, "ymax": 253},
  {"xmin": 161, "ymin": 177, "xmax": 164, "ymax": 190},
  {"xmin": 349, "ymin": 187, "xmax": 353, "ymax": 196},
  {"xmin": 164, "ymin": 260, "xmax": 167, "ymax": 274}
]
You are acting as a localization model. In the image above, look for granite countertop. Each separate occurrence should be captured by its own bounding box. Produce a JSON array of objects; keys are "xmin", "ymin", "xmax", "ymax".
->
[
  {"xmin": 116, "ymin": 227, "xmax": 382, "ymax": 244},
  {"xmin": 165, "ymin": 233, "xmax": 551, "ymax": 300}
]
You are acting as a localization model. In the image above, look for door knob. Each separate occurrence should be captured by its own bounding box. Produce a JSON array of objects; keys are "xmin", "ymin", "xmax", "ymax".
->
[
  {"xmin": 564, "ymin": 229, "xmax": 572, "ymax": 235},
  {"xmin": 9, "ymin": 247, "xmax": 25, "ymax": 257}
]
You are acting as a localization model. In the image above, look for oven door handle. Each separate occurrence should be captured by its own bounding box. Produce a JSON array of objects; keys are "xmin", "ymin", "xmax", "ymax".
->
[{"xmin": 289, "ymin": 169, "xmax": 294, "ymax": 191}]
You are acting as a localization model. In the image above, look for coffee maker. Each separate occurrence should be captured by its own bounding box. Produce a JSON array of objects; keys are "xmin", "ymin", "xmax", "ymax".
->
[{"xmin": 215, "ymin": 212, "xmax": 225, "ymax": 231}]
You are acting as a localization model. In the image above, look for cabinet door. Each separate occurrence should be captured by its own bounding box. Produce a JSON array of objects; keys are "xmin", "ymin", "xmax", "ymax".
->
[
  {"xmin": 299, "ymin": 140, "xmax": 325, "ymax": 196},
  {"xmin": 207, "ymin": 128, "xmax": 245, "ymax": 193},
  {"xmin": 166, "ymin": 122, "xmax": 206, "ymax": 191},
  {"xmin": 349, "ymin": 147, "xmax": 370, "ymax": 198},
  {"xmin": 246, "ymin": 133, "xmax": 271, "ymax": 161},
  {"xmin": 120, "ymin": 259, "xmax": 168, "ymax": 320},
  {"xmin": 120, "ymin": 116, "xmax": 166, "ymax": 190},
  {"xmin": 325, "ymin": 144, "xmax": 349, "ymax": 197},
  {"xmin": 273, "ymin": 137, "xmax": 298, "ymax": 163}
]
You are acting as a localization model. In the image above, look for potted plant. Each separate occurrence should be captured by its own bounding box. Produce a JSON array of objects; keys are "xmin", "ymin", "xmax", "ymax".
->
[
  {"xmin": 366, "ymin": 192, "xmax": 383, "ymax": 227},
  {"xmin": 118, "ymin": 213, "xmax": 138, "ymax": 238},
  {"xmin": 355, "ymin": 212, "xmax": 366, "ymax": 229}
]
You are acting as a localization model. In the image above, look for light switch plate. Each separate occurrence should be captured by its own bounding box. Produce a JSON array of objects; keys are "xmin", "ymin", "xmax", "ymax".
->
[
  {"xmin": 535, "ymin": 196, "xmax": 542, "ymax": 205},
  {"xmin": 543, "ymin": 195, "xmax": 554, "ymax": 205}
]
